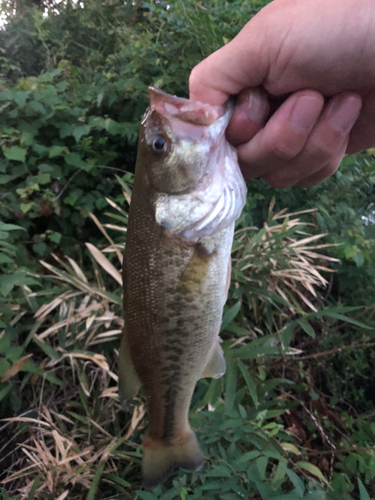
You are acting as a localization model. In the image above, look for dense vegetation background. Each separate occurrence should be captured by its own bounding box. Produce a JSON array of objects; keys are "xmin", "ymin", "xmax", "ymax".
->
[{"xmin": 0, "ymin": 1, "xmax": 375, "ymax": 499}]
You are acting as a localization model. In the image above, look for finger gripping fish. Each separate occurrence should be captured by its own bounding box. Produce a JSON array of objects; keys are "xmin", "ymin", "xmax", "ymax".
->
[{"xmin": 119, "ymin": 87, "xmax": 247, "ymax": 488}]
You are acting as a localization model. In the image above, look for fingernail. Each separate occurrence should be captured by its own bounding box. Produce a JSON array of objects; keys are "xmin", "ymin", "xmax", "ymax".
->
[
  {"xmin": 240, "ymin": 89, "xmax": 269, "ymax": 125},
  {"xmin": 289, "ymin": 95, "xmax": 322, "ymax": 132},
  {"xmin": 329, "ymin": 95, "xmax": 362, "ymax": 132}
]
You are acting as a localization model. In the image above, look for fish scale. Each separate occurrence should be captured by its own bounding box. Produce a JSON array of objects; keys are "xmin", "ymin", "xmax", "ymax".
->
[{"xmin": 118, "ymin": 87, "xmax": 247, "ymax": 488}]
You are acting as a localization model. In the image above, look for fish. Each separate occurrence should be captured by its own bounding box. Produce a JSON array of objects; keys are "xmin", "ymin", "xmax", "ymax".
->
[{"xmin": 118, "ymin": 86, "xmax": 247, "ymax": 488}]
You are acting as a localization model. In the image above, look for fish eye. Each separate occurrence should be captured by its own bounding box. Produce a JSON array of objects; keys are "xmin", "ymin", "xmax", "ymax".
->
[{"xmin": 151, "ymin": 136, "xmax": 167, "ymax": 154}]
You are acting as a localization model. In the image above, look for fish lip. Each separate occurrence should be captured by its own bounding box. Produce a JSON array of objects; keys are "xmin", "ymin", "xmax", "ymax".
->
[{"xmin": 148, "ymin": 86, "xmax": 231, "ymax": 127}]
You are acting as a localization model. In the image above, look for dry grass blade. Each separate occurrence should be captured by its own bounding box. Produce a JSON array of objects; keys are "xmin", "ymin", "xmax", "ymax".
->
[
  {"xmin": 56, "ymin": 491, "xmax": 69, "ymax": 500},
  {"xmin": 85, "ymin": 242, "xmax": 122, "ymax": 286},
  {"xmin": 89, "ymin": 211, "xmax": 123, "ymax": 264},
  {"xmin": 66, "ymin": 257, "xmax": 88, "ymax": 283},
  {"xmin": 0, "ymin": 354, "xmax": 33, "ymax": 382},
  {"xmin": 103, "ymin": 224, "xmax": 127, "ymax": 233},
  {"xmin": 272, "ymin": 208, "xmax": 317, "ymax": 219},
  {"xmin": 39, "ymin": 260, "xmax": 121, "ymax": 304},
  {"xmin": 289, "ymin": 234, "xmax": 328, "ymax": 247},
  {"xmin": 61, "ymin": 352, "xmax": 109, "ymax": 372},
  {"xmin": 124, "ymin": 404, "xmax": 146, "ymax": 440},
  {"xmin": 34, "ymin": 292, "xmax": 82, "ymax": 321},
  {"xmin": 104, "ymin": 197, "xmax": 128, "ymax": 216},
  {"xmin": 233, "ymin": 207, "xmax": 337, "ymax": 313}
]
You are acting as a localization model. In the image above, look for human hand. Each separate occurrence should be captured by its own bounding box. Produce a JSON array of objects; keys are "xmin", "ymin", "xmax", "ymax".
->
[{"xmin": 189, "ymin": 0, "xmax": 375, "ymax": 188}]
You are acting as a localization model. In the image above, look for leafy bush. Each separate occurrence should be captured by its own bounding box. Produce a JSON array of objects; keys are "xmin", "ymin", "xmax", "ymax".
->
[
  {"xmin": 0, "ymin": 0, "xmax": 375, "ymax": 498},
  {"xmin": 1, "ymin": 200, "xmax": 374, "ymax": 499}
]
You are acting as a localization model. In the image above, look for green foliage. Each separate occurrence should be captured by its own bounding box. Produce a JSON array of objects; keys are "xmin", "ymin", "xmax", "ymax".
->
[
  {"xmin": 1, "ymin": 199, "xmax": 374, "ymax": 499},
  {"xmin": 0, "ymin": 0, "xmax": 375, "ymax": 499},
  {"xmin": 0, "ymin": 0, "xmax": 265, "ymax": 257}
]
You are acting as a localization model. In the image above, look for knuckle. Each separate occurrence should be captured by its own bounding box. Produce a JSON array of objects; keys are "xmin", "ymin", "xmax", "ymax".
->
[
  {"xmin": 307, "ymin": 139, "xmax": 338, "ymax": 162},
  {"xmin": 271, "ymin": 137, "xmax": 301, "ymax": 162},
  {"xmin": 325, "ymin": 159, "xmax": 341, "ymax": 176},
  {"xmin": 188, "ymin": 66, "xmax": 198, "ymax": 87},
  {"xmin": 189, "ymin": 65, "xmax": 204, "ymax": 93}
]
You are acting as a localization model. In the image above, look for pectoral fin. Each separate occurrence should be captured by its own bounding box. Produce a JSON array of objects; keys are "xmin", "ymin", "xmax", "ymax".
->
[
  {"xmin": 118, "ymin": 329, "xmax": 142, "ymax": 406},
  {"xmin": 200, "ymin": 341, "xmax": 226, "ymax": 379}
]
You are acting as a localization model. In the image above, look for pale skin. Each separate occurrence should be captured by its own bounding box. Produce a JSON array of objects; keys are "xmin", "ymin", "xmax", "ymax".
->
[{"xmin": 189, "ymin": 0, "xmax": 375, "ymax": 188}]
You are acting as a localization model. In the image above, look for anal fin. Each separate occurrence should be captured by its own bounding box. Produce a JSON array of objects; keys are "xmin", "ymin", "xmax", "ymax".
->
[
  {"xmin": 200, "ymin": 341, "xmax": 226, "ymax": 379},
  {"xmin": 118, "ymin": 328, "xmax": 142, "ymax": 407}
]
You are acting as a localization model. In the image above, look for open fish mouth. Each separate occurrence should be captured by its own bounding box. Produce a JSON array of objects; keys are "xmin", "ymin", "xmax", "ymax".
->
[{"xmin": 148, "ymin": 86, "xmax": 226, "ymax": 127}]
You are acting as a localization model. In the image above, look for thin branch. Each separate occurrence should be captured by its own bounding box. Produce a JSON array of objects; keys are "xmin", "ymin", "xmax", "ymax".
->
[
  {"xmin": 305, "ymin": 446, "xmax": 375, "ymax": 456},
  {"xmin": 295, "ymin": 341, "xmax": 375, "ymax": 362},
  {"xmin": 54, "ymin": 170, "xmax": 80, "ymax": 201},
  {"xmin": 53, "ymin": 166, "xmax": 128, "ymax": 201}
]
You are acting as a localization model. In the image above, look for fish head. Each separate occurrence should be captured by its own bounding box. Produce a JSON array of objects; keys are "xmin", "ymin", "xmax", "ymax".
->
[
  {"xmin": 139, "ymin": 86, "xmax": 231, "ymax": 195},
  {"xmin": 137, "ymin": 87, "xmax": 247, "ymax": 241}
]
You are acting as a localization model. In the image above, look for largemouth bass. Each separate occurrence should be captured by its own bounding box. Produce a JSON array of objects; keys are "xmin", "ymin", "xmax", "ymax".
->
[{"xmin": 119, "ymin": 87, "xmax": 247, "ymax": 488}]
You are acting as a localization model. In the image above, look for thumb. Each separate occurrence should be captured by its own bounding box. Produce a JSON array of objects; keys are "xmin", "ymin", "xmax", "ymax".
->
[{"xmin": 189, "ymin": 16, "xmax": 269, "ymax": 106}]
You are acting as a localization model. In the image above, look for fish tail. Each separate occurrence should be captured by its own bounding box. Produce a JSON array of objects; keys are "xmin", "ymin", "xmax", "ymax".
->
[{"xmin": 142, "ymin": 429, "xmax": 204, "ymax": 488}]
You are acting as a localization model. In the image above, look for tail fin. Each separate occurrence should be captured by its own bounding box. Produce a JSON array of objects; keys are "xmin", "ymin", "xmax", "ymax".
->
[{"xmin": 142, "ymin": 429, "xmax": 204, "ymax": 489}]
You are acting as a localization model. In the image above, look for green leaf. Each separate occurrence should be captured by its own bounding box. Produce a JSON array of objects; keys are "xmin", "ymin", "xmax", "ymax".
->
[
  {"xmin": 236, "ymin": 450, "xmax": 260, "ymax": 464},
  {"xmin": 7, "ymin": 346, "xmax": 23, "ymax": 362},
  {"xmin": 14, "ymin": 90, "xmax": 29, "ymax": 107},
  {"xmin": 39, "ymin": 163, "xmax": 62, "ymax": 177},
  {"xmin": 86, "ymin": 460, "xmax": 105, "ymax": 500},
  {"xmin": 0, "ymin": 272, "xmax": 38, "ymax": 296},
  {"xmin": 20, "ymin": 203, "xmax": 34, "ymax": 214},
  {"xmin": 37, "ymin": 172, "xmax": 51, "ymax": 184},
  {"xmin": 353, "ymin": 252, "xmax": 365, "ymax": 267},
  {"xmin": 238, "ymin": 360, "xmax": 258, "ymax": 407},
  {"xmin": 0, "ymin": 359, "xmax": 11, "ymax": 376},
  {"xmin": 29, "ymin": 100, "xmax": 46, "ymax": 114},
  {"xmin": 3, "ymin": 146, "xmax": 26, "ymax": 163},
  {"xmin": 48, "ymin": 232, "xmax": 62, "ymax": 244},
  {"xmin": 103, "ymin": 473, "xmax": 131, "ymax": 488},
  {"xmin": 296, "ymin": 461, "xmax": 330, "ymax": 487},
  {"xmin": 0, "ymin": 254, "xmax": 13, "ymax": 264},
  {"xmin": 297, "ymin": 320, "xmax": 315, "ymax": 338},
  {"xmin": 284, "ymin": 467, "xmax": 305, "ymax": 497},
  {"xmin": 358, "ymin": 478, "xmax": 371, "ymax": 500},
  {"xmin": 0, "ymin": 222, "xmax": 26, "ymax": 232},
  {"xmin": 55, "ymin": 80, "xmax": 68, "ymax": 92},
  {"xmin": 318, "ymin": 311, "xmax": 372, "ymax": 329},
  {"xmin": 33, "ymin": 242, "xmax": 50, "ymax": 256},
  {"xmin": 27, "ymin": 475, "xmax": 40, "ymax": 500},
  {"xmin": 256, "ymin": 456, "xmax": 268, "ymax": 481},
  {"xmin": 0, "ymin": 384, "xmax": 11, "ymax": 402},
  {"xmin": 224, "ymin": 361, "xmax": 237, "ymax": 412},
  {"xmin": 254, "ymin": 480, "xmax": 272, "ymax": 500},
  {"xmin": 205, "ymin": 465, "xmax": 232, "ymax": 478},
  {"xmin": 160, "ymin": 488, "xmax": 181, "ymax": 500},
  {"xmin": 32, "ymin": 337, "xmax": 60, "ymax": 360},
  {"xmin": 104, "ymin": 118, "xmax": 122, "ymax": 134},
  {"xmin": 59, "ymin": 123, "xmax": 74, "ymax": 138},
  {"xmin": 221, "ymin": 301, "xmax": 241, "ymax": 331},
  {"xmin": 73, "ymin": 125, "xmax": 91, "ymax": 143},
  {"xmin": 0, "ymin": 336, "xmax": 11, "ymax": 354},
  {"xmin": 49, "ymin": 145, "xmax": 64, "ymax": 158},
  {"xmin": 281, "ymin": 443, "xmax": 300, "ymax": 455},
  {"xmin": 65, "ymin": 152, "xmax": 86, "ymax": 169}
]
